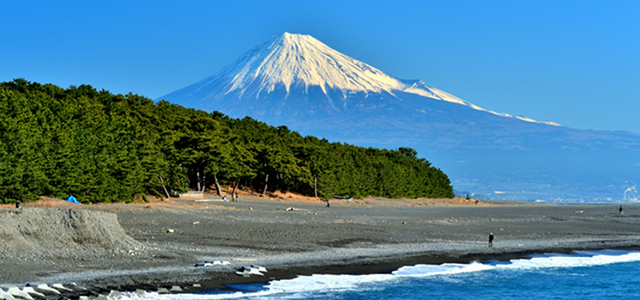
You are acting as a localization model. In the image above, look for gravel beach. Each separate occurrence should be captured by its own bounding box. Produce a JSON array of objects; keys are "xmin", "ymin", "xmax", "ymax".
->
[{"xmin": 2, "ymin": 195, "xmax": 640, "ymax": 294}]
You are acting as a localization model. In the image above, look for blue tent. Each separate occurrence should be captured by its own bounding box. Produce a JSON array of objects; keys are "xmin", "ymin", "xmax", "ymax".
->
[{"xmin": 66, "ymin": 195, "xmax": 79, "ymax": 204}]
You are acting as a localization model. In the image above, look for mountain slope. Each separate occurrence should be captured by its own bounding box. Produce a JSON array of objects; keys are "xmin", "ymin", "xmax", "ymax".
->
[
  {"xmin": 164, "ymin": 33, "xmax": 556, "ymax": 125},
  {"xmin": 160, "ymin": 33, "xmax": 640, "ymax": 202}
]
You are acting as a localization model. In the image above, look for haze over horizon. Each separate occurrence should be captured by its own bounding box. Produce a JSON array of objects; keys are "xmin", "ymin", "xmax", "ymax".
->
[{"xmin": 1, "ymin": 0, "xmax": 639, "ymax": 134}]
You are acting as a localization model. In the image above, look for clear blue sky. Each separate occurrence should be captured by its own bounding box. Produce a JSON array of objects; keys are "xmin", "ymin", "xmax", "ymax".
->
[{"xmin": 2, "ymin": 0, "xmax": 639, "ymax": 133}]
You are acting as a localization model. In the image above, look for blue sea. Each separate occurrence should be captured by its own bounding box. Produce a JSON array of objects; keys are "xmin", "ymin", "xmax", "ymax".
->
[{"xmin": 124, "ymin": 250, "xmax": 640, "ymax": 299}]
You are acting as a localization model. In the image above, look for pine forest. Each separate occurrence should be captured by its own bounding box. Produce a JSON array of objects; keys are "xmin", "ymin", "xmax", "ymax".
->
[{"xmin": 0, "ymin": 79, "xmax": 454, "ymax": 203}]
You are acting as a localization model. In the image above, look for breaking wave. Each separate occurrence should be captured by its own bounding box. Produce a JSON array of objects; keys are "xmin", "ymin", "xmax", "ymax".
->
[{"xmin": 124, "ymin": 250, "xmax": 640, "ymax": 300}]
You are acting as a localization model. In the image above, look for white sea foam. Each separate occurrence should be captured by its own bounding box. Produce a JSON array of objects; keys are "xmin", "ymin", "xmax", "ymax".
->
[
  {"xmin": 267, "ymin": 273, "xmax": 394, "ymax": 294},
  {"xmin": 500, "ymin": 250, "xmax": 640, "ymax": 270},
  {"xmin": 392, "ymin": 261, "xmax": 494, "ymax": 276},
  {"xmin": 394, "ymin": 250, "xmax": 640, "ymax": 277},
  {"xmin": 122, "ymin": 250, "xmax": 640, "ymax": 299},
  {"xmin": 117, "ymin": 290, "xmax": 279, "ymax": 300}
]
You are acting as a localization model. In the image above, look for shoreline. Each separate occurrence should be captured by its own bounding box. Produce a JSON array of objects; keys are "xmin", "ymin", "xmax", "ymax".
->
[
  {"xmin": 2, "ymin": 196, "xmax": 640, "ymax": 296},
  {"xmin": 16, "ymin": 242, "xmax": 640, "ymax": 297},
  {"xmin": 11, "ymin": 242, "xmax": 640, "ymax": 297}
]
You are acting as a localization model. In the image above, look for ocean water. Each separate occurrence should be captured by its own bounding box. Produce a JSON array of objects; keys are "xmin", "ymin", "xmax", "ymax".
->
[{"xmin": 125, "ymin": 250, "xmax": 640, "ymax": 299}]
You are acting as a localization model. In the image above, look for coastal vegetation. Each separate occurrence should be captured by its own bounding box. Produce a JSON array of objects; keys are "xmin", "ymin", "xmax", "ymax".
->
[{"xmin": 0, "ymin": 79, "xmax": 454, "ymax": 203}]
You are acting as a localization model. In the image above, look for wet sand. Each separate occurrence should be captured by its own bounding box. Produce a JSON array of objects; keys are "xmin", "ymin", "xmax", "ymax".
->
[{"xmin": 2, "ymin": 195, "xmax": 640, "ymax": 294}]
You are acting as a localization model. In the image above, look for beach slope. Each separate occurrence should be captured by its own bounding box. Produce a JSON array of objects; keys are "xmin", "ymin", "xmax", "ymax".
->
[{"xmin": 1, "ymin": 196, "xmax": 639, "ymax": 291}]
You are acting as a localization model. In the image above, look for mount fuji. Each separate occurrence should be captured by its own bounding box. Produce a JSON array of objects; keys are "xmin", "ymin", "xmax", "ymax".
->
[{"xmin": 160, "ymin": 33, "xmax": 640, "ymax": 203}]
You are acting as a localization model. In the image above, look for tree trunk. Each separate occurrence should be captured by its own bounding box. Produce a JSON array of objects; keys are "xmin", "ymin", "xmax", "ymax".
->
[
  {"xmin": 159, "ymin": 176, "xmax": 170, "ymax": 199},
  {"xmin": 232, "ymin": 178, "xmax": 241, "ymax": 197},
  {"xmin": 273, "ymin": 173, "xmax": 281, "ymax": 192},
  {"xmin": 201, "ymin": 167, "xmax": 206, "ymax": 192},
  {"xmin": 196, "ymin": 169, "xmax": 201, "ymax": 192},
  {"xmin": 213, "ymin": 174, "xmax": 222, "ymax": 197},
  {"xmin": 262, "ymin": 174, "xmax": 269, "ymax": 195},
  {"xmin": 314, "ymin": 174, "xmax": 318, "ymax": 198}
]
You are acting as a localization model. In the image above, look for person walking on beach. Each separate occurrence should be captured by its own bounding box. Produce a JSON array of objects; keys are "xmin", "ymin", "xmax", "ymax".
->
[
  {"xmin": 15, "ymin": 200, "xmax": 21, "ymax": 209},
  {"xmin": 235, "ymin": 193, "xmax": 239, "ymax": 202},
  {"xmin": 326, "ymin": 198, "xmax": 330, "ymax": 208},
  {"xmin": 489, "ymin": 233, "xmax": 494, "ymax": 248},
  {"xmin": 619, "ymin": 205, "xmax": 624, "ymax": 215}
]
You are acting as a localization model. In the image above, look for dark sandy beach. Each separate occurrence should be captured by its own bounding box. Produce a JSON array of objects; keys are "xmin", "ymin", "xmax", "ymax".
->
[{"xmin": 2, "ymin": 195, "xmax": 640, "ymax": 295}]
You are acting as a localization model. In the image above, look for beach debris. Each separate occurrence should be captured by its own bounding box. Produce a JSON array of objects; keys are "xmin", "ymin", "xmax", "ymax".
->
[
  {"xmin": 51, "ymin": 284, "xmax": 72, "ymax": 293},
  {"xmin": 7, "ymin": 287, "xmax": 34, "ymax": 300},
  {"xmin": 166, "ymin": 229, "xmax": 175, "ymax": 233},
  {"xmin": 79, "ymin": 296, "xmax": 90, "ymax": 300},
  {"xmin": 135, "ymin": 289, "xmax": 146, "ymax": 296},
  {"xmin": 0, "ymin": 289, "xmax": 17, "ymax": 300},
  {"xmin": 107, "ymin": 291, "xmax": 121, "ymax": 298},
  {"xmin": 192, "ymin": 284, "xmax": 201, "ymax": 288},
  {"xmin": 170, "ymin": 286, "xmax": 183, "ymax": 293},
  {"xmin": 574, "ymin": 210, "xmax": 584, "ymax": 214},
  {"xmin": 67, "ymin": 283, "xmax": 87, "ymax": 292},
  {"xmin": 235, "ymin": 266, "xmax": 266, "ymax": 277},
  {"xmin": 33, "ymin": 285, "xmax": 60, "ymax": 295},
  {"xmin": 192, "ymin": 221, "xmax": 200, "ymax": 225},
  {"xmin": 195, "ymin": 260, "xmax": 230, "ymax": 267},
  {"xmin": 21, "ymin": 288, "xmax": 44, "ymax": 299},
  {"xmin": 250, "ymin": 265, "xmax": 268, "ymax": 273},
  {"xmin": 332, "ymin": 195, "xmax": 353, "ymax": 201},
  {"xmin": 286, "ymin": 207, "xmax": 295, "ymax": 211}
]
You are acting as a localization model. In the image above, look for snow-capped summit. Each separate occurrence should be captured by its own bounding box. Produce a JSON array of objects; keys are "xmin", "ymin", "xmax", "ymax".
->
[
  {"xmin": 215, "ymin": 32, "xmax": 405, "ymax": 95},
  {"xmin": 162, "ymin": 32, "xmax": 554, "ymax": 125}
]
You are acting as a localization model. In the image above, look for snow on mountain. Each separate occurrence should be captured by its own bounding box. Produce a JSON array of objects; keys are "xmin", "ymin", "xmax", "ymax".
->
[
  {"xmin": 401, "ymin": 79, "xmax": 560, "ymax": 125},
  {"xmin": 211, "ymin": 32, "xmax": 404, "ymax": 95},
  {"xmin": 160, "ymin": 33, "xmax": 639, "ymax": 202},
  {"xmin": 175, "ymin": 32, "xmax": 556, "ymax": 126}
]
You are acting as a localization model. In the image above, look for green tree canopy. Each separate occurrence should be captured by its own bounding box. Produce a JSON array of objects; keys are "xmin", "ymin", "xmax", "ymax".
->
[{"xmin": 0, "ymin": 79, "xmax": 454, "ymax": 203}]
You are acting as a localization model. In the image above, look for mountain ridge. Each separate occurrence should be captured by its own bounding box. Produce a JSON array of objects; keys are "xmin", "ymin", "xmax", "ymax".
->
[
  {"xmin": 163, "ymin": 32, "xmax": 558, "ymax": 126},
  {"xmin": 159, "ymin": 33, "xmax": 640, "ymax": 202}
]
